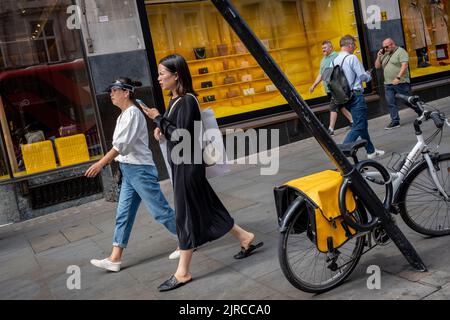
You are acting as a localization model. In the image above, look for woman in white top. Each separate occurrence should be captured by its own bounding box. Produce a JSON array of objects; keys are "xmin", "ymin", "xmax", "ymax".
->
[{"xmin": 85, "ymin": 78, "xmax": 178, "ymax": 272}]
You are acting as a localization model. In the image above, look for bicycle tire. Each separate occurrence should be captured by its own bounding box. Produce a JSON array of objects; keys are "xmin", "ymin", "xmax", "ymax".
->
[
  {"xmin": 278, "ymin": 204, "xmax": 365, "ymax": 293},
  {"xmin": 398, "ymin": 153, "xmax": 450, "ymax": 236}
]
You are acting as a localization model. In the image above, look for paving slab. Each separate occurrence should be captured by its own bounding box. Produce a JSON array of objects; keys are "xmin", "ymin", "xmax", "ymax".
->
[{"xmin": 29, "ymin": 231, "xmax": 70, "ymax": 254}]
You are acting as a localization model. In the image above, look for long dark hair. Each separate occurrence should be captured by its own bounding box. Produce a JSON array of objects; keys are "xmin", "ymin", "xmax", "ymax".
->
[{"xmin": 159, "ymin": 54, "xmax": 197, "ymax": 97}]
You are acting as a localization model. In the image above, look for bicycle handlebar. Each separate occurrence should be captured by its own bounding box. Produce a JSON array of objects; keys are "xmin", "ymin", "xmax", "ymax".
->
[
  {"xmin": 430, "ymin": 111, "xmax": 445, "ymax": 129},
  {"xmin": 395, "ymin": 93, "xmax": 420, "ymax": 105},
  {"xmin": 395, "ymin": 94, "xmax": 447, "ymax": 129},
  {"xmin": 395, "ymin": 93, "xmax": 423, "ymax": 115}
]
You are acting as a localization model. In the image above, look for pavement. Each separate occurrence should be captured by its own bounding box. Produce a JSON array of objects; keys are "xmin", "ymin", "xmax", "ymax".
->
[{"xmin": 2, "ymin": 96, "xmax": 450, "ymax": 300}]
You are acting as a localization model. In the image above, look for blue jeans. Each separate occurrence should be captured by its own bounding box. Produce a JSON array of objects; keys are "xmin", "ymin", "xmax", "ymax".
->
[
  {"xmin": 112, "ymin": 163, "xmax": 177, "ymax": 248},
  {"xmin": 385, "ymin": 83, "xmax": 411, "ymax": 124},
  {"xmin": 343, "ymin": 93, "xmax": 375, "ymax": 154}
]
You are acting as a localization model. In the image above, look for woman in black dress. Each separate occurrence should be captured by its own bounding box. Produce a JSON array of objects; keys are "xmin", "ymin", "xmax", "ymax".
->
[{"xmin": 143, "ymin": 54, "xmax": 263, "ymax": 292}]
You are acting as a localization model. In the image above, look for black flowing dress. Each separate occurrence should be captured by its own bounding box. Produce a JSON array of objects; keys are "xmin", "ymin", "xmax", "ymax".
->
[{"xmin": 154, "ymin": 94, "xmax": 234, "ymax": 250}]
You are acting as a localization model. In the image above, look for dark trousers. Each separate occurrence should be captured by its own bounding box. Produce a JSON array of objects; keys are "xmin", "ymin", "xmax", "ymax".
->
[
  {"xmin": 343, "ymin": 93, "xmax": 375, "ymax": 154},
  {"xmin": 384, "ymin": 83, "xmax": 411, "ymax": 124}
]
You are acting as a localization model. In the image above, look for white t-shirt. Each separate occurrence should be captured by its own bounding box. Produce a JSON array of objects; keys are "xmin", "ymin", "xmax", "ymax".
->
[{"xmin": 112, "ymin": 105, "xmax": 154, "ymax": 165}]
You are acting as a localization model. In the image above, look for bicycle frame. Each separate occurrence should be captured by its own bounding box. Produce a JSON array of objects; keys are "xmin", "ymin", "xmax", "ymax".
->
[{"xmin": 363, "ymin": 122, "xmax": 450, "ymax": 201}]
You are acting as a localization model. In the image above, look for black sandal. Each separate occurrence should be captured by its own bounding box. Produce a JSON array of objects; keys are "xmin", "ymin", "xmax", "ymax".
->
[{"xmin": 233, "ymin": 242, "xmax": 264, "ymax": 259}]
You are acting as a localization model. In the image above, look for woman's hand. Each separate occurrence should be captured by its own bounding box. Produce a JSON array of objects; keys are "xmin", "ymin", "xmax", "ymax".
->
[
  {"xmin": 142, "ymin": 107, "xmax": 161, "ymax": 120},
  {"xmin": 154, "ymin": 127, "xmax": 162, "ymax": 141},
  {"xmin": 85, "ymin": 161, "xmax": 104, "ymax": 178}
]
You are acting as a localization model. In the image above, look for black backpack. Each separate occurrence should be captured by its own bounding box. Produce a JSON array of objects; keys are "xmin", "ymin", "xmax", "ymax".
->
[{"xmin": 322, "ymin": 55, "xmax": 356, "ymax": 105}]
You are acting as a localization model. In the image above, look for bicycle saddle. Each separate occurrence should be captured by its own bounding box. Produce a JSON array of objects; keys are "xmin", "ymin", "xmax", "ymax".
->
[{"xmin": 337, "ymin": 140, "xmax": 367, "ymax": 157}]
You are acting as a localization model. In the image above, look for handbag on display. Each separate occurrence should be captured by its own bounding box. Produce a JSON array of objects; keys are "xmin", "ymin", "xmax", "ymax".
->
[
  {"xmin": 240, "ymin": 60, "xmax": 250, "ymax": 68},
  {"xmin": 201, "ymin": 81, "xmax": 213, "ymax": 88},
  {"xmin": 25, "ymin": 130, "xmax": 45, "ymax": 144},
  {"xmin": 217, "ymin": 44, "xmax": 229, "ymax": 56},
  {"xmin": 437, "ymin": 48, "xmax": 448, "ymax": 59},
  {"xmin": 224, "ymin": 76, "xmax": 236, "ymax": 84},
  {"xmin": 193, "ymin": 47, "xmax": 206, "ymax": 59},
  {"xmin": 226, "ymin": 90, "xmax": 239, "ymax": 98},
  {"xmin": 261, "ymin": 39, "xmax": 270, "ymax": 50},
  {"xmin": 241, "ymin": 74, "xmax": 252, "ymax": 82},
  {"xmin": 59, "ymin": 124, "xmax": 78, "ymax": 137},
  {"xmin": 222, "ymin": 60, "xmax": 229, "ymax": 70},
  {"xmin": 198, "ymin": 67, "xmax": 209, "ymax": 74},
  {"xmin": 203, "ymin": 95, "xmax": 216, "ymax": 102},
  {"xmin": 243, "ymin": 88, "xmax": 255, "ymax": 96},
  {"xmin": 265, "ymin": 84, "xmax": 277, "ymax": 92},
  {"xmin": 234, "ymin": 42, "xmax": 247, "ymax": 54}
]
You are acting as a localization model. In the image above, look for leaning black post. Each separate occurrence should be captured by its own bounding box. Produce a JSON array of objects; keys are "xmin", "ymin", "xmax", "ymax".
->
[{"xmin": 211, "ymin": 0, "xmax": 426, "ymax": 271}]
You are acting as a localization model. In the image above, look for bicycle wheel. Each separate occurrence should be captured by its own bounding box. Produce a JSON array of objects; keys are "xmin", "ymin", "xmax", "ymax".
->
[
  {"xmin": 398, "ymin": 153, "xmax": 450, "ymax": 236},
  {"xmin": 278, "ymin": 205, "xmax": 365, "ymax": 293}
]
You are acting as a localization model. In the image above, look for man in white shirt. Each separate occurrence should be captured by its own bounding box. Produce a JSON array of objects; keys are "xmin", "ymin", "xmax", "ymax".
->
[{"xmin": 334, "ymin": 35, "xmax": 385, "ymax": 159}]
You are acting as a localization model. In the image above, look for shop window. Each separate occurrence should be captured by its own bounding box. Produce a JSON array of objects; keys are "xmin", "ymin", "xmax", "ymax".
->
[
  {"xmin": 0, "ymin": 1, "xmax": 103, "ymax": 177},
  {"xmin": 400, "ymin": 0, "xmax": 450, "ymax": 79},
  {"xmin": 145, "ymin": 0, "xmax": 360, "ymax": 119}
]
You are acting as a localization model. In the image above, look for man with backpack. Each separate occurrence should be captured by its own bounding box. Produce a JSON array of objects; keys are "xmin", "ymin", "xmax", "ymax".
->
[
  {"xmin": 328, "ymin": 35, "xmax": 385, "ymax": 159},
  {"xmin": 309, "ymin": 40, "xmax": 353, "ymax": 136}
]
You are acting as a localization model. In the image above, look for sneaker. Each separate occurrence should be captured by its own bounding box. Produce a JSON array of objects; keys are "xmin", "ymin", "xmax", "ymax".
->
[
  {"xmin": 384, "ymin": 122, "xmax": 400, "ymax": 130},
  {"xmin": 90, "ymin": 258, "xmax": 121, "ymax": 272},
  {"xmin": 169, "ymin": 249, "xmax": 180, "ymax": 260},
  {"xmin": 367, "ymin": 149, "xmax": 385, "ymax": 160},
  {"xmin": 327, "ymin": 128, "xmax": 335, "ymax": 136}
]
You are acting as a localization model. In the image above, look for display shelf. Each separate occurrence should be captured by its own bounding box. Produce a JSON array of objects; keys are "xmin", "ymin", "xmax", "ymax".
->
[
  {"xmin": 200, "ymin": 89, "xmax": 279, "ymax": 106},
  {"xmin": 186, "ymin": 45, "xmax": 306, "ymax": 64},
  {"xmin": 0, "ymin": 174, "xmax": 10, "ymax": 180},
  {"xmin": 192, "ymin": 65, "xmax": 261, "ymax": 78},
  {"xmin": 196, "ymin": 76, "xmax": 272, "ymax": 92}
]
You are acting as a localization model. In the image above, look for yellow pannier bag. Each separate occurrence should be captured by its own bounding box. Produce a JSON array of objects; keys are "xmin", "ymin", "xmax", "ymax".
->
[{"xmin": 284, "ymin": 170, "xmax": 357, "ymax": 253}]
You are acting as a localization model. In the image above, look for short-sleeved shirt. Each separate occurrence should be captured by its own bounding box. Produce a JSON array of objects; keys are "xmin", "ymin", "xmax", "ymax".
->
[
  {"xmin": 112, "ymin": 105, "xmax": 155, "ymax": 165},
  {"xmin": 320, "ymin": 51, "xmax": 338, "ymax": 93},
  {"xmin": 381, "ymin": 46, "xmax": 410, "ymax": 84}
]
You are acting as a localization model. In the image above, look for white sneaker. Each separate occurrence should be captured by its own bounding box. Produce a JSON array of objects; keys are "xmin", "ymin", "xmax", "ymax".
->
[
  {"xmin": 367, "ymin": 149, "xmax": 385, "ymax": 160},
  {"xmin": 90, "ymin": 258, "xmax": 121, "ymax": 272},
  {"xmin": 169, "ymin": 249, "xmax": 180, "ymax": 260}
]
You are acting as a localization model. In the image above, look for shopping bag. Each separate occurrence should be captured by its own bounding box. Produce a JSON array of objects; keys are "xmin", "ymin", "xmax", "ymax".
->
[
  {"xmin": 200, "ymin": 108, "xmax": 230, "ymax": 179},
  {"xmin": 186, "ymin": 93, "xmax": 229, "ymax": 179}
]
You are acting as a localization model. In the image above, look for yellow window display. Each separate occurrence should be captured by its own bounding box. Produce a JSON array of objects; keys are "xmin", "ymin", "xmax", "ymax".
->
[
  {"xmin": 145, "ymin": 0, "xmax": 360, "ymax": 119},
  {"xmin": 400, "ymin": 0, "xmax": 450, "ymax": 79}
]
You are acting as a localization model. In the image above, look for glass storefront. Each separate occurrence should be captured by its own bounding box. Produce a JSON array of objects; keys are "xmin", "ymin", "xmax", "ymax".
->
[
  {"xmin": 0, "ymin": 0, "xmax": 103, "ymax": 177},
  {"xmin": 145, "ymin": 0, "xmax": 360, "ymax": 119},
  {"xmin": 400, "ymin": 0, "xmax": 450, "ymax": 79}
]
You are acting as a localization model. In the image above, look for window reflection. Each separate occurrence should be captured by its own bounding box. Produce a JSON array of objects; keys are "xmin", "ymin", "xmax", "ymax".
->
[{"xmin": 0, "ymin": 1, "xmax": 103, "ymax": 176}]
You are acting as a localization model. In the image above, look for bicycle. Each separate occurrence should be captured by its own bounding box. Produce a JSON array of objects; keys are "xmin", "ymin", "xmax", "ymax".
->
[{"xmin": 275, "ymin": 94, "xmax": 450, "ymax": 293}]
